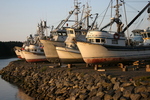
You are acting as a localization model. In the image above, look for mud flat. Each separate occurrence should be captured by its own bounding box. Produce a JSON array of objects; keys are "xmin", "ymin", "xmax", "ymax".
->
[{"xmin": 0, "ymin": 60, "xmax": 150, "ymax": 100}]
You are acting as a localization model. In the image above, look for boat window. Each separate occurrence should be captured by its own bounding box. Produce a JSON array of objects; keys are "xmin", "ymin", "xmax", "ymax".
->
[
  {"xmin": 147, "ymin": 33, "xmax": 150, "ymax": 37},
  {"xmin": 62, "ymin": 33, "xmax": 67, "ymax": 36},
  {"xmin": 144, "ymin": 33, "xmax": 147, "ymax": 38},
  {"xmin": 101, "ymin": 39, "xmax": 106, "ymax": 43},
  {"xmin": 112, "ymin": 40, "xmax": 118, "ymax": 44},
  {"xmin": 142, "ymin": 34, "xmax": 145, "ymax": 38},
  {"xmin": 89, "ymin": 39, "xmax": 91, "ymax": 42},
  {"xmin": 82, "ymin": 32, "xmax": 86, "ymax": 35},
  {"xmin": 58, "ymin": 33, "xmax": 62, "ymax": 36},
  {"xmin": 91, "ymin": 39, "xmax": 94, "ymax": 42},
  {"xmin": 96, "ymin": 39, "xmax": 100, "ymax": 42},
  {"xmin": 70, "ymin": 30, "xmax": 74, "ymax": 34},
  {"xmin": 75, "ymin": 32, "xmax": 80, "ymax": 35}
]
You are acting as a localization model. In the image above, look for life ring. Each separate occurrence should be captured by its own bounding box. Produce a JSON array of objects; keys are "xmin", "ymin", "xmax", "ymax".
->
[{"xmin": 114, "ymin": 33, "xmax": 120, "ymax": 39}]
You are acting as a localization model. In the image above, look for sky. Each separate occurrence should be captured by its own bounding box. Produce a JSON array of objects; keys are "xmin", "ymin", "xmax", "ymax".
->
[{"xmin": 0, "ymin": 0, "xmax": 149, "ymax": 42}]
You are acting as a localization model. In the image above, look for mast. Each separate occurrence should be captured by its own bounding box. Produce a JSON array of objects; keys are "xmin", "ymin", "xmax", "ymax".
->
[
  {"xmin": 74, "ymin": 0, "xmax": 81, "ymax": 28},
  {"xmin": 114, "ymin": 0, "xmax": 123, "ymax": 33}
]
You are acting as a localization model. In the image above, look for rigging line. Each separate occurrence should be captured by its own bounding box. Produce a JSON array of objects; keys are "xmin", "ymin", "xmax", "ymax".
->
[
  {"xmin": 109, "ymin": 0, "xmax": 113, "ymax": 31},
  {"xmin": 134, "ymin": 12, "xmax": 147, "ymax": 29},
  {"xmin": 125, "ymin": 1, "xmax": 149, "ymax": 2},
  {"xmin": 98, "ymin": 0, "xmax": 113, "ymax": 29},
  {"xmin": 122, "ymin": 0, "xmax": 130, "ymax": 45},
  {"xmin": 125, "ymin": 2, "xmax": 140, "ymax": 12}
]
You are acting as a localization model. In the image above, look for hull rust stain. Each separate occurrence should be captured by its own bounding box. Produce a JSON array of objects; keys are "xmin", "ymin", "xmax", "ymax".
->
[{"xmin": 84, "ymin": 57, "xmax": 125, "ymax": 64}]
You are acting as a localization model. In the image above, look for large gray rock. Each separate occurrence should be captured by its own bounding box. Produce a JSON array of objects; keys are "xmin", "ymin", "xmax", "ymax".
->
[
  {"xmin": 130, "ymin": 93, "xmax": 141, "ymax": 100},
  {"xmin": 104, "ymin": 94, "xmax": 113, "ymax": 100},
  {"xmin": 91, "ymin": 96, "xmax": 101, "ymax": 100},
  {"xmin": 134, "ymin": 85, "xmax": 147, "ymax": 93},
  {"xmin": 113, "ymin": 90, "xmax": 122, "ymax": 100},
  {"xmin": 113, "ymin": 82, "xmax": 120, "ymax": 90},
  {"xmin": 123, "ymin": 86, "xmax": 134, "ymax": 98},
  {"xmin": 88, "ymin": 89, "xmax": 97, "ymax": 97},
  {"xmin": 121, "ymin": 82, "xmax": 133, "ymax": 87},
  {"xmin": 140, "ymin": 92, "xmax": 149, "ymax": 98},
  {"xmin": 96, "ymin": 91, "xmax": 104, "ymax": 98}
]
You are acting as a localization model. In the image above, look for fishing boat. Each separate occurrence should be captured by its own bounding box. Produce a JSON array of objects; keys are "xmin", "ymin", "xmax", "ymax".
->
[
  {"xmin": 14, "ymin": 41, "xmax": 30, "ymax": 59},
  {"xmin": 14, "ymin": 46, "xmax": 23, "ymax": 59},
  {"xmin": 22, "ymin": 20, "xmax": 48, "ymax": 62},
  {"xmin": 56, "ymin": 28, "xmax": 87, "ymax": 64},
  {"xmin": 76, "ymin": 0, "xmax": 150, "ymax": 67},
  {"xmin": 22, "ymin": 45, "xmax": 46, "ymax": 62},
  {"xmin": 40, "ymin": 0, "xmax": 90, "ymax": 63}
]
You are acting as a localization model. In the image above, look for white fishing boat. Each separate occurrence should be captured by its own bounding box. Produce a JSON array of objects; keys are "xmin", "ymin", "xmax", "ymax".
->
[
  {"xmin": 22, "ymin": 45, "xmax": 47, "ymax": 62},
  {"xmin": 56, "ymin": 28, "xmax": 87, "ymax": 64},
  {"xmin": 76, "ymin": 1, "xmax": 150, "ymax": 67},
  {"xmin": 22, "ymin": 20, "xmax": 49, "ymax": 62},
  {"xmin": 14, "ymin": 39, "xmax": 33, "ymax": 60},
  {"xmin": 14, "ymin": 46, "xmax": 23, "ymax": 59}
]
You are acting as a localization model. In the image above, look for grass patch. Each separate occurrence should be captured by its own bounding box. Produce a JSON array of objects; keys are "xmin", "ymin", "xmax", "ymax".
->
[{"xmin": 40, "ymin": 66, "xmax": 48, "ymax": 72}]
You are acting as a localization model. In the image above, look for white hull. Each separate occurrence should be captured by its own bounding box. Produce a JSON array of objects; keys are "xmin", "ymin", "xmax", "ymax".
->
[
  {"xmin": 22, "ymin": 51, "xmax": 47, "ymax": 62},
  {"xmin": 14, "ymin": 46, "xmax": 23, "ymax": 59},
  {"xmin": 40, "ymin": 40, "xmax": 65, "ymax": 62},
  {"xmin": 77, "ymin": 42, "xmax": 150, "ymax": 64},
  {"xmin": 56, "ymin": 47, "xmax": 84, "ymax": 63}
]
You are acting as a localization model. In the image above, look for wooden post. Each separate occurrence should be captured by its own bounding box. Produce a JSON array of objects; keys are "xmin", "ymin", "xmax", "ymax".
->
[
  {"xmin": 94, "ymin": 65, "xmax": 98, "ymax": 70},
  {"xmin": 146, "ymin": 65, "xmax": 150, "ymax": 72},
  {"xmin": 68, "ymin": 64, "xmax": 72, "ymax": 68}
]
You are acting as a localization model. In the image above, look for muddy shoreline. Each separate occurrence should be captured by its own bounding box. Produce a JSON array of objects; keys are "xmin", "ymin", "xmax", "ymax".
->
[{"xmin": 0, "ymin": 60, "xmax": 150, "ymax": 99}]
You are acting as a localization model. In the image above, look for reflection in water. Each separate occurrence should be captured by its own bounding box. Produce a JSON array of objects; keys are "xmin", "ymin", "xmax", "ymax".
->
[
  {"xmin": 17, "ymin": 89, "xmax": 34, "ymax": 100},
  {"xmin": 0, "ymin": 58, "xmax": 33, "ymax": 100}
]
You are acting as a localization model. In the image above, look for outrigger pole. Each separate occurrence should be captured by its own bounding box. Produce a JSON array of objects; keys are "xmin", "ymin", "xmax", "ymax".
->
[{"xmin": 121, "ymin": 1, "xmax": 150, "ymax": 33}]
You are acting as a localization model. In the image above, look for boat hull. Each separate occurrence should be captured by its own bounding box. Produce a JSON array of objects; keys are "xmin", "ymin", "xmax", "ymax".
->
[
  {"xmin": 40, "ymin": 40, "xmax": 65, "ymax": 62},
  {"xmin": 14, "ymin": 46, "xmax": 24, "ymax": 59},
  {"xmin": 77, "ymin": 42, "xmax": 150, "ymax": 64},
  {"xmin": 56, "ymin": 47, "xmax": 84, "ymax": 63},
  {"xmin": 22, "ymin": 51, "xmax": 47, "ymax": 62}
]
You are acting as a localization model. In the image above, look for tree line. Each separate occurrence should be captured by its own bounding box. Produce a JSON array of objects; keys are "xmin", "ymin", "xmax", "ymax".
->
[{"xmin": 0, "ymin": 41, "xmax": 23, "ymax": 58}]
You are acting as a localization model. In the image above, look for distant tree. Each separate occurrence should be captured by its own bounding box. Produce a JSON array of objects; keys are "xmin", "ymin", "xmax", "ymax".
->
[{"xmin": 0, "ymin": 41, "xmax": 23, "ymax": 58}]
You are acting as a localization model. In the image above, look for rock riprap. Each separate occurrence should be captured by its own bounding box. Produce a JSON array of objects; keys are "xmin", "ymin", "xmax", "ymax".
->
[{"xmin": 0, "ymin": 60, "xmax": 150, "ymax": 100}]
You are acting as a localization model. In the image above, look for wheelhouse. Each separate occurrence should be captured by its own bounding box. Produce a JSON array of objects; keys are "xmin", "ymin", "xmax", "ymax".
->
[{"xmin": 86, "ymin": 30, "xmax": 126, "ymax": 46}]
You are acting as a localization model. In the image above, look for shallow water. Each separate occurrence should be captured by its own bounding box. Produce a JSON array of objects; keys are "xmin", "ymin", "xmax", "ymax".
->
[{"xmin": 0, "ymin": 58, "xmax": 33, "ymax": 100}]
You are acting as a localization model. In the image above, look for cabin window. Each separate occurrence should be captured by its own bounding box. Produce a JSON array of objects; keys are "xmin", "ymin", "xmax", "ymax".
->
[
  {"xmin": 142, "ymin": 34, "xmax": 145, "ymax": 38},
  {"xmin": 82, "ymin": 32, "xmax": 86, "ymax": 35},
  {"xmin": 89, "ymin": 39, "xmax": 91, "ymax": 42},
  {"xmin": 70, "ymin": 30, "xmax": 74, "ymax": 34},
  {"xmin": 91, "ymin": 39, "xmax": 94, "ymax": 42},
  {"xmin": 101, "ymin": 39, "xmax": 105, "ymax": 43},
  {"xmin": 112, "ymin": 40, "xmax": 118, "ymax": 44},
  {"xmin": 144, "ymin": 33, "xmax": 147, "ymax": 38},
  {"xmin": 75, "ymin": 32, "xmax": 80, "ymax": 35},
  {"xmin": 96, "ymin": 39, "xmax": 100, "ymax": 42},
  {"xmin": 62, "ymin": 33, "xmax": 67, "ymax": 36},
  {"xmin": 148, "ymin": 33, "xmax": 150, "ymax": 37},
  {"xmin": 58, "ymin": 33, "xmax": 62, "ymax": 36}
]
